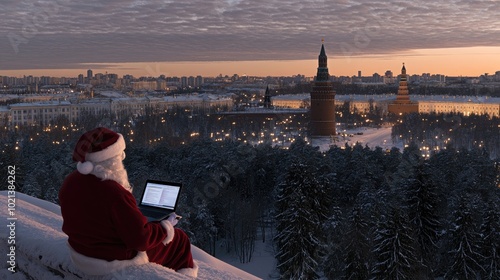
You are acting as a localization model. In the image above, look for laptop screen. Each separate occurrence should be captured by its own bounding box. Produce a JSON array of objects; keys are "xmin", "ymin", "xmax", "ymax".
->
[{"xmin": 140, "ymin": 181, "xmax": 181, "ymax": 210}]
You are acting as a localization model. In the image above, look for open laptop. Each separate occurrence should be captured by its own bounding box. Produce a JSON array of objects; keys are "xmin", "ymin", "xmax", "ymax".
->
[{"xmin": 138, "ymin": 179, "xmax": 182, "ymax": 221}]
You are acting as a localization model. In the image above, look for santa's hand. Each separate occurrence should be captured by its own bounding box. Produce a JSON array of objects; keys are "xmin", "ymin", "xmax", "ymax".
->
[
  {"xmin": 166, "ymin": 212, "xmax": 179, "ymax": 227},
  {"xmin": 160, "ymin": 215, "xmax": 176, "ymax": 245}
]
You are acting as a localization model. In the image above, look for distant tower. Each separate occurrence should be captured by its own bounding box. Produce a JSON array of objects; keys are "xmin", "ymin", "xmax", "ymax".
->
[
  {"xmin": 263, "ymin": 85, "xmax": 272, "ymax": 109},
  {"xmin": 388, "ymin": 63, "xmax": 419, "ymax": 114},
  {"xmin": 310, "ymin": 41, "xmax": 336, "ymax": 136},
  {"xmin": 397, "ymin": 63, "xmax": 410, "ymax": 103},
  {"xmin": 87, "ymin": 69, "xmax": 93, "ymax": 81}
]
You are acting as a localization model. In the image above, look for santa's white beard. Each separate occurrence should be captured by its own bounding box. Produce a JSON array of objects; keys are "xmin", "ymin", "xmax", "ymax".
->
[{"xmin": 90, "ymin": 155, "xmax": 132, "ymax": 192}]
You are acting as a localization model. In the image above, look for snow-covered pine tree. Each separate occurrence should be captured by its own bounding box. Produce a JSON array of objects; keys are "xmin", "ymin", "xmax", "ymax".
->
[
  {"xmin": 337, "ymin": 143, "xmax": 370, "ymax": 207},
  {"xmin": 387, "ymin": 142, "xmax": 422, "ymax": 225},
  {"xmin": 385, "ymin": 146, "xmax": 402, "ymax": 174},
  {"xmin": 252, "ymin": 144, "xmax": 280, "ymax": 243},
  {"xmin": 369, "ymin": 142, "xmax": 427, "ymax": 278},
  {"xmin": 479, "ymin": 201, "xmax": 500, "ymax": 279},
  {"xmin": 445, "ymin": 194, "xmax": 485, "ymax": 279},
  {"xmin": 341, "ymin": 205, "xmax": 370, "ymax": 280},
  {"xmin": 405, "ymin": 162, "xmax": 442, "ymax": 277},
  {"xmin": 370, "ymin": 206, "xmax": 420, "ymax": 280},
  {"xmin": 392, "ymin": 142, "xmax": 421, "ymax": 190},
  {"xmin": 322, "ymin": 205, "xmax": 343, "ymax": 279},
  {"xmin": 428, "ymin": 146, "xmax": 459, "ymax": 191},
  {"xmin": 274, "ymin": 162, "xmax": 330, "ymax": 280},
  {"xmin": 18, "ymin": 134, "xmax": 73, "ymax": 203},
  {"xmin": 190, "ymin": 201, "xmax": 218, "ymax": 256}
]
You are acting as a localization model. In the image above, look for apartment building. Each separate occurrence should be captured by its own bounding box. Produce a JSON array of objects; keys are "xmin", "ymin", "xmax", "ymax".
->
[
  {"xmin": 418, "ymin": 96, "xmax": 499, "ymax": 117},
  {"xmin": 6, "ymin": 93, "xmax": 234, "ymax": 127},
  {"xmin": 10, "ymin": 101, "xmax": 72, "ymax": 126}
]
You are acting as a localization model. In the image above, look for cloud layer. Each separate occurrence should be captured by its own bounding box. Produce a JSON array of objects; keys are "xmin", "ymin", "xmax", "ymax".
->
[{"xmin": 1, "ymin": 0, "xmax": 500, "ymax": 70}]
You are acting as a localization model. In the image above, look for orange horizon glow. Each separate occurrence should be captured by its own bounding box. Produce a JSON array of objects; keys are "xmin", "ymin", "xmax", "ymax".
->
[{"xmin": 1, "ymin": 47, "xmax": 499, "ymax": 79}]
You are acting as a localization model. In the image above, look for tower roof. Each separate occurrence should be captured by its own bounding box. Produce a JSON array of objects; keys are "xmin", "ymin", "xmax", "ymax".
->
[
  {"xmin": 320, "ymin": 44, "xmax": 326, "ymax": 57},
  {"xmin": 316, "ymin": 41, "xmax": 329, "ymax": 81}
]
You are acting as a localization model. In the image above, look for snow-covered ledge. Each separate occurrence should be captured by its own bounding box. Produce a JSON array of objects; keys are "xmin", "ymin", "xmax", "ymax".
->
[{"xmin": 0, "ymin": 191, "xmax": 261, "ymax": 280}]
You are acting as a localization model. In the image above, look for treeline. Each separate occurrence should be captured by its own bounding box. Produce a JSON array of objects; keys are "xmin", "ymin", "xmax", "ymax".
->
[
  {"xmin": 3, "ymin": 126, "xmax": 499, "ymax": 279},
  {"xmin": 393, "ymin": 112, "xmax": 500, "ymax": 158},
  {"xmin": 1, "ymin": 106, "xmax": 499, "ymax": 279}
]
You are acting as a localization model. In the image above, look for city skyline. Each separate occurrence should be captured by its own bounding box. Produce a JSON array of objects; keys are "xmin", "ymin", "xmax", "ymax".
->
[
  {"xmin": 1, "ymin": 1, "xmax": 500, "ymax": 78},
  {"xmin": 2, "ymin": 47, "xmax": 500, "ymax": 79}
]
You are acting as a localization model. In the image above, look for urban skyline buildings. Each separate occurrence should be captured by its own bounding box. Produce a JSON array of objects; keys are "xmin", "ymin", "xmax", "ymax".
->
[
  {"xmin": 2, "ymin": 46, "xmax": 500, "ymax": 79},
  {"xmin": 2, "ymin": 63, "xmax": 500, "ymax": 82},
  {"xmin": 2, "ymin": 66, "xmax": 500, "ymax": 90}
]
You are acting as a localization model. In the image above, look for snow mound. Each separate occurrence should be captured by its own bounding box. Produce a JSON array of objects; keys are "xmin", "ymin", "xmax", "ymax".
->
[{"xmin": 0, "ymin": 191, "xmax": 261, "ymax": 280}]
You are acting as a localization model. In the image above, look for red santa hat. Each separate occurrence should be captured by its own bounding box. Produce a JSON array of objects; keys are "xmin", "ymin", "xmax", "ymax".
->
[{"xmin": 73, "ymin": 127, "xmax": 126, "ymax": 175}]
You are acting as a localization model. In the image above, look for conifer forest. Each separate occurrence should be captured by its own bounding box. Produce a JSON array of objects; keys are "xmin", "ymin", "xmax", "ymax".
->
[{"xmin": 1, "ymin": 106, "xmax": 499, "ymax": 279}]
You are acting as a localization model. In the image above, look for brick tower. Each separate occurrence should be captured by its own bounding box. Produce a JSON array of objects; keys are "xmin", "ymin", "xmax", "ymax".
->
[
  {"xmin": 388, "ymin": 63, "xmax": 419, "ymax": 114},
  {"xmin": 310, "ymin": 42, "xmax": 336, "ymax": 136}
]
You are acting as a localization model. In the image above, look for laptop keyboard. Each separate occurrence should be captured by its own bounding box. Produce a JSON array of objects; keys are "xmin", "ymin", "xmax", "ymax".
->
[
  {"xmin": 141, "ymin": 209, "xmax": 170, "ymax": 219},
  {"xmin": 141, "ymin": 209, "xmax": 160, "ymax": 217}
]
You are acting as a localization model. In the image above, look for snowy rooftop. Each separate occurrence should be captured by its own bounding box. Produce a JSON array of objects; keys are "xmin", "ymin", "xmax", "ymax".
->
[
  {"xmin": 9, "ymin": 100, "xmax": 72, "ymax": 107},
  {"xmin": 0, "ymin": 94, "xmax": 20, "ymax": 101},
  {"xmin": 0, "ymin": 191, "xmax": 261, "ymax": 280},
  {"xmin": 162, "ymin": 93, "xmax": 232, "ymax": 102},
  {"xmin": 98, "ymin": 91, "xmax": 128, "ymax": 98},
  {"xmin": 413, "ymin": 95, "xmax": 500, "ymax": 104}
]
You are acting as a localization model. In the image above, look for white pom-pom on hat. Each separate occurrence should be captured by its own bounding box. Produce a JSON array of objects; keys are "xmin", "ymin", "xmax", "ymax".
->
[
  {"xmin": 77, "ymin": 161, "xmax": 94, "ymax": 175},
  {"xmin": 72, "ymin": 127, "xmax": 126, "ymax": 175}
]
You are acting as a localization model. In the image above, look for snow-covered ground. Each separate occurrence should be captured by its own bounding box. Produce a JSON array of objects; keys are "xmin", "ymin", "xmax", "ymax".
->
[
  {"xmin": 311, "ymin": 126, "xmax": 404, "ymax": 152},
  {"xmin": 0, "ymin": 126, "xmax": 404, "ymax": 280},
  {"xmin": 217, "ymin": 233, "xmax": 277, "ymax": 280},
  {"xmin": 221, "ymin": 126, "xmax": 404, "ymax": 280},
  {"xmin": 0, "ymin": 191, "xmax": 261, "ymax": 280}
]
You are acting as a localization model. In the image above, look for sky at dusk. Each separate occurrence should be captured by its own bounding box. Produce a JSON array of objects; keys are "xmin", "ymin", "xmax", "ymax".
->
[{"xmin": 1, "ymin": 0, "xmax": 500, "ymax": 78}]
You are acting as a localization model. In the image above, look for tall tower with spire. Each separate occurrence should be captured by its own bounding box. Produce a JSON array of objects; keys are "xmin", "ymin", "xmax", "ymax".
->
[
  {"xmin": 395, "ymin": 63, "xmax": 410, "ymax": 104},
  {"xmin": 263, "ymin": 85, "xmax": 272, "ymax": 109},
  {"xmin": 388, "ymin": 63, "xmax": 419, "ymax": 115},
  {"xmin": 310, "ymin": 41, "xmax": 336, "ymax": 136}
]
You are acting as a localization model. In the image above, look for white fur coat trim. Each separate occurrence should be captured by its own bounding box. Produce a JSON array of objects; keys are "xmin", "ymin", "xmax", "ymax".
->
[
  {"xmin": 177, "ymin": 262, "xmax": 199, "ymax": 278},
  {"xmin": 68, "ymin": 243, "xmax": 149, "ymax": 275},
  {"xmin": 160, "ymin": 219, "xmax": 175, "ymax": 245}
]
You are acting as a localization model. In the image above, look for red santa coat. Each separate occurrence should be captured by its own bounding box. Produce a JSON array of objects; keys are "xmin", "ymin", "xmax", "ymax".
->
[{"xmin": 59, "ymin": 171, "xmax": 195, "ymax": 275}]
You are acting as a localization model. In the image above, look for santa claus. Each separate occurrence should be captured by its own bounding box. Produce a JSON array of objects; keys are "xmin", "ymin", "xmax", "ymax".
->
[{"xmin": 59, "ymin": 127, "xmax": 198, "ymax": 277}]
